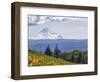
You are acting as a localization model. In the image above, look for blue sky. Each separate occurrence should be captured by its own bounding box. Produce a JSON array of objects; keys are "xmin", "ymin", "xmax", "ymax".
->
[{"xmin": 28, "ymin": 15, "xmax": 88, "ymax": 39}]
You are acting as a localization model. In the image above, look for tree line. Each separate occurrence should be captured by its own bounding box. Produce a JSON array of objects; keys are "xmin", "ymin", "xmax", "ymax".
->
[{"xmin": 44, "ymin": 44, "xmax": 87, "ymax": 64}]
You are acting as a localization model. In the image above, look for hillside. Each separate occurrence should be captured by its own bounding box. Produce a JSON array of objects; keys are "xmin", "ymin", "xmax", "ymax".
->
[
  {"xmin": 28, "ymin": 50, "xmax": 74, "ymax": 66},
  {"xmin": 28, "ymin": 39, "xmax": 87, "ymax": 52}
]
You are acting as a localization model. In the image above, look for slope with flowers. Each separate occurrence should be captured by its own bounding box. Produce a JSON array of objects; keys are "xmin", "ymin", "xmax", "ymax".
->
[{"xmin": 28, "ymin": 50, "xmax": 74, "ymax": 66}]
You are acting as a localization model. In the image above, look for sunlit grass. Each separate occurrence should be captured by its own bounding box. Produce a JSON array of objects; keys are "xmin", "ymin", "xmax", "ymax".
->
[{"xmin": 28, "ymin": 50, "xmax": 75, "ymax": 66}]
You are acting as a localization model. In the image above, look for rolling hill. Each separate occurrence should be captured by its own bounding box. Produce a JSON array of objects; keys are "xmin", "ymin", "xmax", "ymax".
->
[
  {"xmin": 28, "ymin": 50, "xmax": 75, "ymax": 66},
  {"xmin": 28, "ymin": 39, "xmax": 87, "ymax": 53}
]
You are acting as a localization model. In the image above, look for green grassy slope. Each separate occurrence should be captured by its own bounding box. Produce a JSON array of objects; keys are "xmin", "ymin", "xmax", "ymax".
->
[{"xmin": 28, "ymin": 50, "xmax": 75, "ymax": 66}]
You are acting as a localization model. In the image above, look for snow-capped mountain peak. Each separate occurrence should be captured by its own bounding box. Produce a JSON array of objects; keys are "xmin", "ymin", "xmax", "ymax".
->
[
  {"xmin": 34, "ymin": 27, "xmax": 63, "ymax": 39},
  {"xmin": 39, "ymin": 27, "xmax": 51, "ymax": 34}
]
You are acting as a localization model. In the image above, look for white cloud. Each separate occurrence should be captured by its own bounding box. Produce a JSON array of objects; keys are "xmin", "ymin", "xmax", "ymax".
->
[
  {"xmin": 28, "ymin": 15, "xmax": 39, "ymax": 25},
  {"xmin": 28, "ymin": 15, "xmax": 85, "ymax": 25},
  {"xmin": 28, "ymin": 15, "xmax": 88, "ymax": 39},
  {"xmin": 66, "ymin": 17, "xmax": 80, "ymax": 20}
]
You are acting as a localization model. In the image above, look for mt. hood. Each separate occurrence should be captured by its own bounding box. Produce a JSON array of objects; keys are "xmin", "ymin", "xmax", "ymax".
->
[{"xmin": 34, "ymin": 27, "xmax": 63, "ymax": 39}]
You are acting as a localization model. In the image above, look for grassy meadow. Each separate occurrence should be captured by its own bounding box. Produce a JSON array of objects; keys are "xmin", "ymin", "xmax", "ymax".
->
[{"xmin": 28, "ymin": 50, "xmax": 75, "ymax": 66}]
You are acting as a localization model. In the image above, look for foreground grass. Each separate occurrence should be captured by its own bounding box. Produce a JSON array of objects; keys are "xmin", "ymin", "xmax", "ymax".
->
[{"xmin": 28, "ymin": 50, "xmax": 75, "ymax": 66}]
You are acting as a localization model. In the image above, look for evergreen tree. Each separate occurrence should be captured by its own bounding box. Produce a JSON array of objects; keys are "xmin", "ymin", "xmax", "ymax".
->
[
  {"xmin": 54, "ymin": 44, "xmax": 61, "ymax": 58},
  {"xmin": 77, "ymin": 52, "xmax": 82, "ymax": 63},
  {"xmin": 71, "ymin": 55, "xmax": 75, "ymax": 62},
  {"xmin": 82, "ymin": 55, "xmax": 87, "ymax": 64},
  {"xmin": 44, "ymin": 45, "xmax": 52, "ymax": 56}
]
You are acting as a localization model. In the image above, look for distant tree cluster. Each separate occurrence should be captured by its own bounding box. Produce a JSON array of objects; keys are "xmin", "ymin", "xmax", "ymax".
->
[
  {"xmin": 60, "ymin": 50, "xmax": 88, "ymax": 64},
  {"xmin": 44, "ymin": 45, "xmax": 87, "ymax": 64},
  {"xmin": 44, "ymin": 44, "xmax": 61, "ymax": 58}
]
